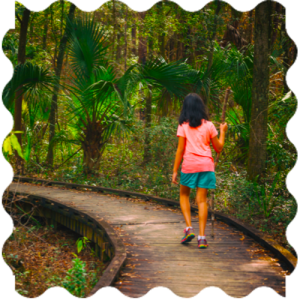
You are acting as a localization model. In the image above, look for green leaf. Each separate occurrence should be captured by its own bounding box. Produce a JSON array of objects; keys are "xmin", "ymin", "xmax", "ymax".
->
[
  {"xmin": 77, "ymin": 240, "xmax": 83, "ymax": 253},
  {"xmin": 10, "ymin": 134, "xmax": 24, "ymax": 158},
  {"xmin": 24, "ymin": 134, "xmax": 31, "ymax": 162},
  {"xmin": 3, "ymin": 137, "xmax": 12, "ymax": 155}
]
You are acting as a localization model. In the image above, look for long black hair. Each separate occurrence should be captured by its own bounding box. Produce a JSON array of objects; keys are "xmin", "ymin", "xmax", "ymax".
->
[{"xmin": 178, "ymin": 93, "xmax": 209, "ymax": 128}]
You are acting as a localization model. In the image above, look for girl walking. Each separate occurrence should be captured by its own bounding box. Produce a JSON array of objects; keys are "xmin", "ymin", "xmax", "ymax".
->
[{"xmin": 172, "ymin": 93, "xmax": 228, "ymax": 249}]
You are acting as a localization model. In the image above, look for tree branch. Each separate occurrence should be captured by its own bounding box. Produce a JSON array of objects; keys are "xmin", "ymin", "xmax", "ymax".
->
[{"xmin": 16, "ymin": 13, "xmax": 22, "ymax": 25}]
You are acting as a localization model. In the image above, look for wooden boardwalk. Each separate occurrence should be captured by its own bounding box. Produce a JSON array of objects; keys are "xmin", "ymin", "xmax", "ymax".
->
[{"xmin": 8, "ymin": 182, "xmax": 287, "ymax": 297}]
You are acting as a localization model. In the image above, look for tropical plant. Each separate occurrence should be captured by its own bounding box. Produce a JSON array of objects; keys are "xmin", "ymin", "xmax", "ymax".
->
[
  {"xmin": 2, "ymin": 61, "xmax": 57, "ymax": 166},
  {"xmin": 76, "ymin": 237, "xmax": 90, "ymax": 254},
  {"xmin": 62, "ymin": 257, "xmax": 87, "ymax": 297},
  {"xmin": 251, "ymin": 172, "xmax": 281, "ymax": 218},
  {"xmin": 206, "ymin": 42, "xmax": 286, "ymax": 165},
  {"xmin": 3, "ymin": 131, "xmax": 24, "ymax": 159},
  {"xmin": 64, "ymin": 17, "xmax": 194, "ymax": 172}
]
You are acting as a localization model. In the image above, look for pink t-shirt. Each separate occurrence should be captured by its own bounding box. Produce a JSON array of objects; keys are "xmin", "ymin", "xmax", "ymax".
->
[{"xmin": 177, "ymin": 120, "xmax": 218, "ymax": 173}]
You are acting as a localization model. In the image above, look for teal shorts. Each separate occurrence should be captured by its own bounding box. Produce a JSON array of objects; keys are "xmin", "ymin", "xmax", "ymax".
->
[{"xmin": 180, "ymin": 171, "xmax": 216, "ymax": 189}]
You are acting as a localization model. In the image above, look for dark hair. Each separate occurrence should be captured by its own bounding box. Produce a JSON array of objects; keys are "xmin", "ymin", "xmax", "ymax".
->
[{"xmin": 178, "ymin": 93, "xmax": 209, "ymax": 128}]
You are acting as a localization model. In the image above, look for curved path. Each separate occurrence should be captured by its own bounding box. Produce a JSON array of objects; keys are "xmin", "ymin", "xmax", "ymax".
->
[{"xmin": 8, "ymin": 182, "xmax": 288, "ymax": 297}]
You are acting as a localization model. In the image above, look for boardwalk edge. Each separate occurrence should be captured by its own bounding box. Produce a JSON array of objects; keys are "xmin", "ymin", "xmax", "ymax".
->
[
  {"xmin": 13, "ymin": 176, "xmax": 297, "ymax": 273},
  {"xmin": 6, "ymin": 179, "xmax": 127, "ymax": 297}
]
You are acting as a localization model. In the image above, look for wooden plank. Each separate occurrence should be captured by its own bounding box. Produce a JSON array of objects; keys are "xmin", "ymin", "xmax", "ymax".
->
[
  {"xmin": 115, "ymin": 283, "xmax": 282, "ymax": 295},
  {"xmin": 7, "ymin": 182, "xmax": 287, "ymax": 298},
  {"xmin": 123, "ymin": 249, "xmax": 276, "ymax": 257},
  {"xmin": 116, "ymin": 277, "xmax": 285, "ymax": 286},
  {"xmin": 123, "ymin": 261, "xmax": 285, "ymax": 273},
  {"xmin": 116, "ymin": 282, "xmax": 285, "ymax": 293}
]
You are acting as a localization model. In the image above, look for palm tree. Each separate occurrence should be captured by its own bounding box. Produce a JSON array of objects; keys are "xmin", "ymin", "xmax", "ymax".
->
[
  {"xmin": 3, "ymin": 61, "xmax": 57, "ymax": 166},
  {"xmin": 65, "ymin": 15, "xmax": 202, "ymax": 171}
]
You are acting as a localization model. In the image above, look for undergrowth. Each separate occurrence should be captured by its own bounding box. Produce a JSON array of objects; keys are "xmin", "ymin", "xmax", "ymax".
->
[{"xmin": 3, "ymin": 223, "xmax": 107, "ymax": 297}]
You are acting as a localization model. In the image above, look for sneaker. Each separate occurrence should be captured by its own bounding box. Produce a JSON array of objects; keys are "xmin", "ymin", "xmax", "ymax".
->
[
  {"xmin": 198, "ymin": 237, "xmax": 208, "ymax": 249},
  {"xmin": 181, "ymin": 227, "xmax": 195, "ymax": 244}
]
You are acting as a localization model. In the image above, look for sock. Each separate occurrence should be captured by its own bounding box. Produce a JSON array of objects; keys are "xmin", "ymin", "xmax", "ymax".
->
[
  {"xmin": 186, "ymin": 226, "xmax": 193, "ymax": 231},
  {"xmin": 198, "ymin": 235, "xmax": 206, "ymax": 240}
]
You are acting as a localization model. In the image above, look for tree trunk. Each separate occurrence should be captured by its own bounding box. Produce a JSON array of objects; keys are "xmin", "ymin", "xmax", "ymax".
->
[
  {"xmin": 116, "ymin": 31, "xmax": 121, "ymax": 62},
  {"xmin": 138, "ymin": 12, "xmax": 147, "ymax": 64},
  {"xmin": 131, "ymin": 23, "xmax": 137, "ymax": 55},
  {"xmin": 206, "ymin": 1, "xmax": 222, "ymax": 110},
  {"xmin": 137, "ymin": 11, "xmax": 151, "ymax": 164},
  {"xmin": 143, "ymin": 89, "xmax": 152, "ymax": 165},
  {"xmin": 112, "ymin": 0, "xmax": 116, "ymax": 60},
  {"xmin": 124, "ymin": 6, "xmax": 128, "ymax": 70},
  {"xmin": 46, "ymin": 3, "xmax": 76, "ymax": 167},
  {"xmin": 42, "ymin": 8, "xmax": 49, "ymax": 50},
  {"xmin": 175, "ymin": 32, "xmax": 179, "ymax": 60},
  {"xmin": 156, "ymin": 2, "xmax": 166, "ymax": 59},
  {"xmin": 138, "ymin": 10, "xmax": 147, "ymax": 121},
  {"xmin": 148, "ymin": 29, "xmax": 154, "ymax": 60},
  {"xmin": 82, "ymin": 124, "xmax": 104, "ymax": 174},
  {"xmin": 14, "ymin": 8, "xmax": 31, "ymax": 174},
  {"xmin": 247, "ymin": 1, "xmax": 271, "ymax": 181}
]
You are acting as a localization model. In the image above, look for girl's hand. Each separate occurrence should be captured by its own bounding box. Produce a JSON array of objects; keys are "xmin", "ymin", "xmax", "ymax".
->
[
  {"xmin": 220, "ymin": 122, "xmax": 228, "ymax": 133},
  {"xmin": 172, "ymin": 172, "xmax": 178, "ymax": 185}
]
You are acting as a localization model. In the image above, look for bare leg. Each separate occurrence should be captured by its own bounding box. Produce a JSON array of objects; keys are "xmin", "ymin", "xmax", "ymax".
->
[
  {"xmin": 195, "ymin": 187, "xmax": 208, "ymax": 236},
  {"xmin": 180, "ymin": 185, "xmax": 192, "ymax": 227}
]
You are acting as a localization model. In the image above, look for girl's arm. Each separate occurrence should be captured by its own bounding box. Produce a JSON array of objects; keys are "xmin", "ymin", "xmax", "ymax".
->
[
  {"xmin": 172, "ymin": 136, "xmax": 186, "ymax": 184},
  {"xmin": 211, "ymin": 132, "xmax": 225, "ymax": 153}
]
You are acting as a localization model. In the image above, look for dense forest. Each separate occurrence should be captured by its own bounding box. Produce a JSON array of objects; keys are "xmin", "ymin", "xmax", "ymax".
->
[{"xmin": 2, "ymin": 0, "xmax": 297, "ymax": 256}]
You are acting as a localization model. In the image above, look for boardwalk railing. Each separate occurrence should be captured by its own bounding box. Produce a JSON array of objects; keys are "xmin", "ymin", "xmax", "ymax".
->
[{"xmin": 2, "ymin": 179, "xmax": 127, "ymax": 298}]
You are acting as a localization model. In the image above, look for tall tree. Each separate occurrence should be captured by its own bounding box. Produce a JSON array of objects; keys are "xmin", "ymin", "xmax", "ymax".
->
[
  {"xmin": 124, "ymin": 6, "xmax": 128, "ymax": 70},
  {"xmin": 205, "ymin": 0, "xmax": 222, "ymax": 109},
  {"xmin": 137, "ymin": 11, "xmax": 150, "ymax": 164},
  {"xmin": 112, "ymin": 0, "xmax": 117, "ymax": 59},
  {"xmin": 131, "ymin": 22, "xmax": 137, "ymax": 55},
  {"xmin": 14, "ymin": 7, "xmax": 31, "ymax": 173},
  {"xmin": 157, "ymin": 2, "xmax": 166, "ymax": 59},
  {"xmin": 46, "ymin": 2, "xmax": 76, "ymax": 166},
  {"xmin": 247, "ymin": 1, "xmax": 271, "ymax": 181},
  {"xmin": 42, "ymin": 8, "xmax": 50, "ymax": 50}
]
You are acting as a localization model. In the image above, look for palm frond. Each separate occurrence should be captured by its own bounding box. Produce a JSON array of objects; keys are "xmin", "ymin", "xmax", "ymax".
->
[
  {"xmin": 66, "ymin": 15, "xmax": 109, "ymax": 81},
  {"xmin": 2, "ymin": 61, "xmax": 57, "ymax": 110}
]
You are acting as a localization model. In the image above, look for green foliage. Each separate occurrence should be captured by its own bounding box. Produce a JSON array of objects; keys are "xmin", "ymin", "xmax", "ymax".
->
[
  {"xmin": 2, "ymin": 33, "xmax": 18, "ymax": 67},
  {"xmin": 14, "ymin": 268, "xmax": 31, "ymax": 296},
  {"xmin": 3, "ymin": 131, "xmax": 24, "ymax": 159},
  {"xmin": 62, "ymin": 258, "xmax": 87, "ymax": 297},
  {"xmin": 251, "ymin": 173, "xmax": 281, "ymax": 218},
  {"xmin": 146, "ymin": 117, "xmax": 178, "ymax": 194},
  {"xmin": 2, "ymin": 61, "xmax": 57, "ymax": 111},
  {"xmin": 217, "ymin": 170, "xmax": 297, "ymax": 228},
  {"xmin": 46, "ymin": 274, "xmax": 63, "ymax": 288},
  {"xmin": 76, "ymin": 237, "xmax": 90, "ymax": 254}
]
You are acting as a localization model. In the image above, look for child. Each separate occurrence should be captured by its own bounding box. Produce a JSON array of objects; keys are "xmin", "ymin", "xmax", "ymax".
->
[{"xmin": 172, "ymin": 93, "xmax": 228, "ymax": 249}]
